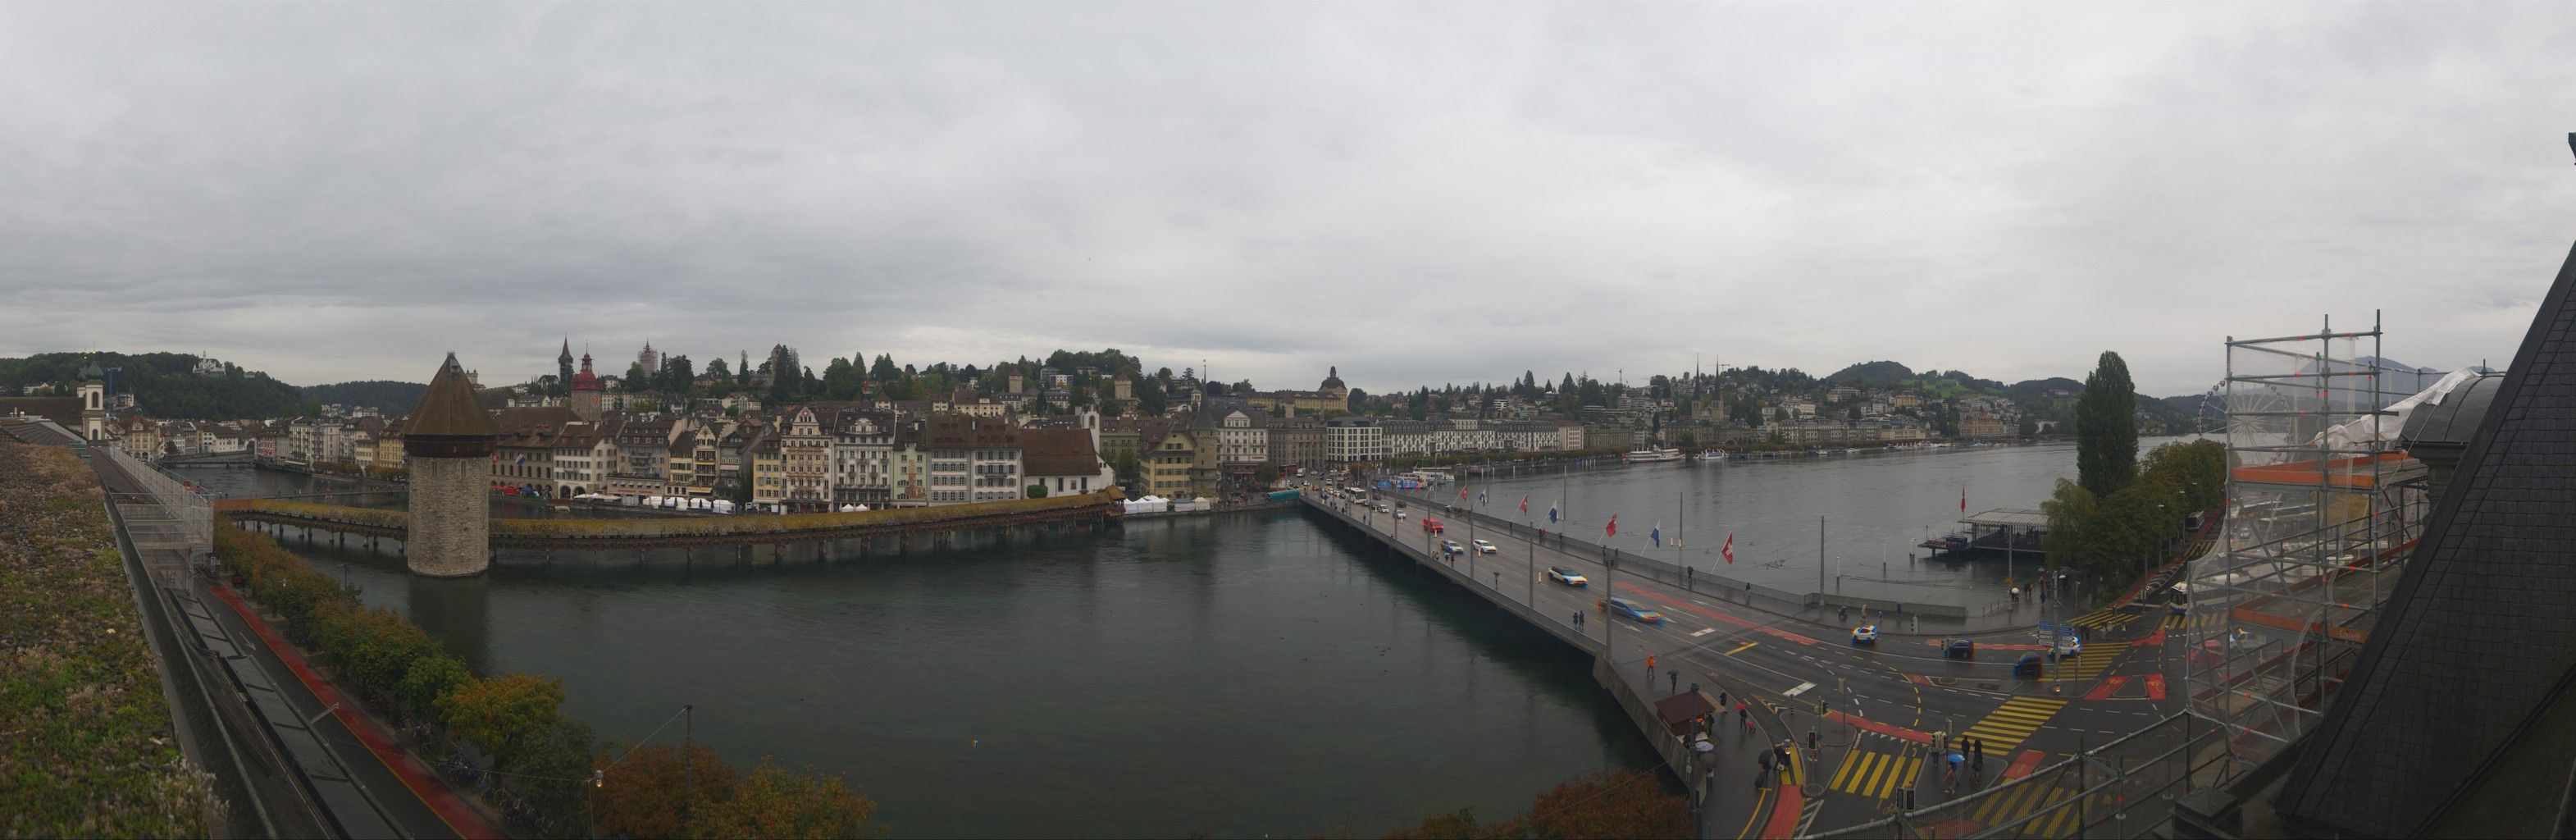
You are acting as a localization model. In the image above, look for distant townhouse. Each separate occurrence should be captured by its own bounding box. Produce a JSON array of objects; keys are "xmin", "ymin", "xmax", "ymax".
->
[
  {"xmin": 1210, "ymin": 406, "xmax": 1270, "ymax": 466},
  {"xmin": 1021, "ymin": 427, "xmax": 1113, "ymax": 496},
  {"xmin": 919, "ymin": 415, "xmax": 1023, "ymax": 505},
  {"xmin": 1266, "ymin": 416, "xmax": 1326, "ymax": 472},
  {"xmin": 887, "ymin": 420, "xmax": 929, "ymax": 508},
  {"xmin": 608, "ymin": 418, "xmax": 672, "ymax": 501},
  {"xmin": 1140, "ymin": 427, "xmax": 1215, "ymax": 498},
  {"xmin": 782, "ymin": 407, "xmax": 832, "ymax": 512},
  {"xmin": 750, "ymin": 436, "xmax": 786, "ymax": 509},
  {"xmin": 1324, "ymin": 418, "xmax": 1384, "ymax": 464},
  {"xmin": 830, "ymin": 409, "xmax": 898, "ymax": 507},
  {"xmin": 1381, "ymin": 419, "xmax": 1429, "ymax": 457}
]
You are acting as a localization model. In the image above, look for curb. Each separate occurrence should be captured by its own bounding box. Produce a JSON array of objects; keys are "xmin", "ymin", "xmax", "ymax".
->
[{"xmin": 208, "ymin": 585, "xmax": 507, "ymax": 840}]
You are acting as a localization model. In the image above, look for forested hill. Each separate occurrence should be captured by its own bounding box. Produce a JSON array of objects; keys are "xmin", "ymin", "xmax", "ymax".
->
[
  {"xmin": 0, "ymin": 353, "xmax": 306, "ymax": 419},
  {"xmin": 302, "ymin": 381, "xmax": 427, "ymax": 415}
]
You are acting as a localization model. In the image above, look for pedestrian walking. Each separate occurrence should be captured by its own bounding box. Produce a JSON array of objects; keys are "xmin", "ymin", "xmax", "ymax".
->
[
  {"xmin": 1668, "ymin": 669, "xmax": 1679, "ymax": 693},
  {"xmin": 1646, "ymin": 654, "xmax": 1657, "ymax": 674}
]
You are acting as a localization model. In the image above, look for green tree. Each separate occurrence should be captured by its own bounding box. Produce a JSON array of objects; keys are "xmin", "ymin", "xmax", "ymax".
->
[
  {"xmin": 2040, "ymin": 479, "xmax": 2097, "ymax": 579},
  {"xmin": 1112, "ymin": 451, "xmax": 1142, "ymax": 484},
  {"xmin": 691, "ymin": 760, "xmax": 879, "ymax": 839},
  {"xmin": 514, "ymin": 718, "xmax": 598, "ymax": 838},
  {"xmin": 398, "ymin": 654, "xmax": 472, "ymax": 722},
  {"xmin": 595, "ymin": 742, "xmax": 736, "ymax": 839},
  {"xmin": 440, "ymin": 673, "xmax": 567, "ymax": 773},
  {"xmin": 1025, "ymin": 484, "xmax": 1048, "ymax": 499},
  {"xmin": 2076, "ymin": 351, "xmax": 2139, "ymax": 497},
  {"xmin": 821, "ymin": 357, "xmax": 861, "ymax": 400},
  {"xmin": 1254, "ymin": 462, "xmax": 1281, "ymax": 485}
]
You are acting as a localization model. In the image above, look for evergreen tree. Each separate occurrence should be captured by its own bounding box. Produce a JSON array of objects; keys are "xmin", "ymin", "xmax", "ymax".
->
[{"xmin": 2076, "ymin": 351, "xmax": 2139, "ymax": 497}]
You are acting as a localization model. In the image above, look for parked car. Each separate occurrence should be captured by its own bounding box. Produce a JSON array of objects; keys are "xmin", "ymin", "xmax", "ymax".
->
[
  {"xmin": 1851, "ymin": 625, "xmax": 1878, "ymax": 646},
  {"xmin": 1470, "ymin": 539, "xmax": 1498, "ymax": 555},
  {"xmin": 1943, "ymin": 639, "xmax": 1975, "ymax": 660},
  {"xmin": 1603, "ymin": 596, "xmax": 1665, "ymax": 625},
  {"xmin": 1547, "ymin": 565, "xmax": 1589, "ymax": 587}
]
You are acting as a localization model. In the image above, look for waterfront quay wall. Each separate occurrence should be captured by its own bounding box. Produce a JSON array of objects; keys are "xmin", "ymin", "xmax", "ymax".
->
[{"xmin": 217, "ymin": 490, "xmax": 1119, "ymax": 554}]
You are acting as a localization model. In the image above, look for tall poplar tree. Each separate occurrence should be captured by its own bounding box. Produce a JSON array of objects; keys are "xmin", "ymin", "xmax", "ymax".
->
[{"xmin": 2076, "ymin": 350, "xmax": 2139, "ymax": 497}]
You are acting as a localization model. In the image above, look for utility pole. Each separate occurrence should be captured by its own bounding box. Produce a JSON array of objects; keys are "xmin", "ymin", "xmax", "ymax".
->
[
  {"xmin": 681, "ymin": 704, "xmax": 695, "ymax": 829},
  {"xmin": 1817, "ymin": 516, "xmax": 1826, "ymax": 600}
]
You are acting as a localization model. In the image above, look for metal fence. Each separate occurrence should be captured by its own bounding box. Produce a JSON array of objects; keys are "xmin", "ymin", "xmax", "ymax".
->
[
  {"xmin": 1811, "ymin": 711, "xmax": 2228, "ymax": 839},
  {"xmin": 93, "ymin": 444, "xmax": 213, "ymax": 569}
]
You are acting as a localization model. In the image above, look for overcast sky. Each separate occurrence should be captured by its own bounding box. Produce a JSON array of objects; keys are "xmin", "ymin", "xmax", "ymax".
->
[{"xmin": 3, "ymin": 3, "xmax": 2569, "ymax": 397}]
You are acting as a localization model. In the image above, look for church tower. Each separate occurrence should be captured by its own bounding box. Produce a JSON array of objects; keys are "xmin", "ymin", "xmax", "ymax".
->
[
  {"xmin": 77, "ymin": 363, "xmax": 106, "ymax": 441},
  {"xmin": 557, "ymin": 338, "xmax": 575, "ymax": 388},
  {"xmin": 570, "ymin": 352, "xmax": 604, "ymax": 422},
  {"xmin": 403, "ymin": 353, "xmax": 499, "ymax": 577}
]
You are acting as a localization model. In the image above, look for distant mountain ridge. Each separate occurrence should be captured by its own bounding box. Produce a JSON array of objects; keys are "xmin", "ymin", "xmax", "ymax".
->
[{"xmin": 0, "ymin": 352, "xmax": 306, "ymax": 419}]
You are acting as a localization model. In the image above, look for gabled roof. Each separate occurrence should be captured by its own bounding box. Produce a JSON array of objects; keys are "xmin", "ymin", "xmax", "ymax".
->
[
  {"xmin": 2277, "ymin": 236, "xmax": 2576, "ymax": 835},
  {"xmin": 404, "ymin": 353, "xmax": 499, "ymax": 438},
  {"xmin": 1021, "ymin": 428, "xmax": 1100, "ymax": 477}
]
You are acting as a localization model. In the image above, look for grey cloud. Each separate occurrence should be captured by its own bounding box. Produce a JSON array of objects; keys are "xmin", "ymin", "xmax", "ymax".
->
[{"xmin": 0, "ymin": 3, "xmax": 2566, "ymax": 395}]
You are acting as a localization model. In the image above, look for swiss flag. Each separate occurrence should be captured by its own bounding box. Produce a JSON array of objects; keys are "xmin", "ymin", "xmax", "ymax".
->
[
  {"xmin": 1722, "ymin": 532, "xmax": 1735, "ymax": 564},
  {"xmin": 1606, "ymin": 514, "xmax": 1618, "ymax": 538},
  {"xmin": 1960, "ymin": 487, "xmax": 1967, "ymax": 514}
]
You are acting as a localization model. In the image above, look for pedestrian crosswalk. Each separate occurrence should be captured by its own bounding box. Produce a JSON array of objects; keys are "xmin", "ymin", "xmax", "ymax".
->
[
  {"xmin": 1958, "ymin": 697, "xmax": 2066, "ymax": 753},
  {"xmin": 1966, "ymin": 777, "xmax": 2104, "ymax": 838},
  {"xmin": 2163, "ymin": 611, "xmax": 2224, "ymax": 630},
  {"xmin": 2063, "ymin": 609, "xmax": 2136, "ymax": 632},
  {"xmin": 1828, "ymin": 746, "xmax": 1923, "ymax": 801},
  {"xmin": 2049, "ymin": 645, "xmax": 2123, "ymax": 682}
]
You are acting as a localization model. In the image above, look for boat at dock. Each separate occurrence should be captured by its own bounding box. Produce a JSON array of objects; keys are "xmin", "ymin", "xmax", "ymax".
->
[{"xmin": 1623, "ymin": 447, "xmax": 1682, "ymax": 463}]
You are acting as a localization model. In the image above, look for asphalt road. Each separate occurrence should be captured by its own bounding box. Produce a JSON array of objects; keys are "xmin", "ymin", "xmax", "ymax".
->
[{"xmin": 1310, "ymin": 487, "xmax": 2184, "ymax": 836}]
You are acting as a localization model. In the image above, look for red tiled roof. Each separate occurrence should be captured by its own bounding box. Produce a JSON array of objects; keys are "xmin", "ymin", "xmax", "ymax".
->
[{"xmin": 1020, "ymin": 428, "xmax": 1099, "ymax": 477}]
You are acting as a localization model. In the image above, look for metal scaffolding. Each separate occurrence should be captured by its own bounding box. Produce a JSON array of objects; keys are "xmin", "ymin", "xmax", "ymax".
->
[{"xmin": 2185, "ymin": 313, "xmax": 2432, "ymax": 778}]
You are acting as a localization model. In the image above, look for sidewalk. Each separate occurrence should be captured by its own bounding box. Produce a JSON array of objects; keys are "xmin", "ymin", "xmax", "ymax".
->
[{"xmin": 207, "ymin": 584, "xmax": 508, "ymax": 840}]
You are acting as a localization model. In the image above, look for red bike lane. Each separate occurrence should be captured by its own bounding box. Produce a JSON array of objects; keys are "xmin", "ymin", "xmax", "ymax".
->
[{"xmin": 209, "ymin": 584, "xmax": 504, "ymax": 840}]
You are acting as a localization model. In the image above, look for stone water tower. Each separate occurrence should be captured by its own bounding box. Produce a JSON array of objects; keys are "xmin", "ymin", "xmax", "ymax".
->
[{"xmin": 403, "ymin": 353, "xmax": 498, "ymax": 577}]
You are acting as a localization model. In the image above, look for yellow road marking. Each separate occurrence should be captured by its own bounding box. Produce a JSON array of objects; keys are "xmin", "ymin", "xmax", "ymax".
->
[{"xmin": 1725, "ymin": 641, "xmax": 1759, "ymax": 655}]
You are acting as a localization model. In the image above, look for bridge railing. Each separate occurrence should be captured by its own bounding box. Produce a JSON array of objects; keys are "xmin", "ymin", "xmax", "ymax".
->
[{"xmin": 1377, "ymin": 488, "xmax": 1822, "ymax": 614}]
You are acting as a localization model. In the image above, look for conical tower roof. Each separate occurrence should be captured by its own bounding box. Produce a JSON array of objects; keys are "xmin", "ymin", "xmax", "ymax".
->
[{"xmin": 405, "ymin": 353, "xmax": 499, "ymax": 445}]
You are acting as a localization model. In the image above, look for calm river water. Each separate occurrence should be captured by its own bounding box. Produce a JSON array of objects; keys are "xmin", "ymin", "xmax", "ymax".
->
[
  {"xmin": 174, "ymin": 438, "xmax": 2189, "ymax": 836},
  {"xmin": 1464, "ymin": 437, "xmax": 2204, "ymax": 607}
]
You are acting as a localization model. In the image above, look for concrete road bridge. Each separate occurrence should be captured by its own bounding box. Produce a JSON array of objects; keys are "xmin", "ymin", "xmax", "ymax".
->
[{"xmin": 1301, "ymin": 490, "xmax": 2194, "ymax": 838}]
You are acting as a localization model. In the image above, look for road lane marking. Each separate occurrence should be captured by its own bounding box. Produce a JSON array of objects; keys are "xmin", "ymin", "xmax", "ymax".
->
[
  {"xmin": 1691, "ymin": 628, "xmax": 1717, "ymax": 637},
  {"xmin": 1783, "ymin": 681, "xmax": 1817, "ymax": 696},
  {"xmin": 1617, "ymin": 586, "xmax": 1819, "ymax": 646},
  {"xmin": 1725, "ymin": 641, "xmax": 1758, "ymax": 655}
]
